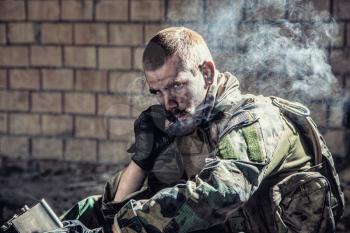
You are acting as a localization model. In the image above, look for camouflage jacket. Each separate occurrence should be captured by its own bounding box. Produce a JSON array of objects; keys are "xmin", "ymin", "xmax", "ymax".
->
[{"xmin": 114, "ymin": 72, "xmax": 341, "ymax": 233}]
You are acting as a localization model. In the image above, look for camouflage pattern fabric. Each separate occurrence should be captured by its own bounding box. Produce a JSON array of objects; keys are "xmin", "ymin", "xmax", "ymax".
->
[
  {"xmin": 270, "ymin": 172, "xmax": 335, "ymax": 233},
  {"xmin": 226, "ymin": 171, "xmax": 336, "ymax": 233},
  {"xmin": 60, "ymin": 195, "xmax": 105, "ymax": 231},
  {"xmin": 113, "ymin": 73, "xmax": 342, "ymax": 233},
  {"xmin": 115, "ymin": 157, "xmax": 255, "ymax": 233},
  {"xmin": 63, "ymin": 72, "xmax": 342, "ymax": 233},
  {"xmin": 61, "ymin": 169, "xmax": 152, "ymax": 233}
]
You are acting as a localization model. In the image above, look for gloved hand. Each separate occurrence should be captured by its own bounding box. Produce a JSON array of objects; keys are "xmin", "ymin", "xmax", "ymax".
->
[{"xmin": 130, "ymin": 105, "xmax": 173, "ymax": 171}]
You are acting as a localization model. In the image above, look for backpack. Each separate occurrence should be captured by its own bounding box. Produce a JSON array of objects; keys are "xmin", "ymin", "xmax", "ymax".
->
[
  {"xmin": 271, "ymin": 96, "xmax": 345, "ymax": 223},
  {"xmin": 225, "ymin": 96, "xmax": 344, "ymax": 233}
]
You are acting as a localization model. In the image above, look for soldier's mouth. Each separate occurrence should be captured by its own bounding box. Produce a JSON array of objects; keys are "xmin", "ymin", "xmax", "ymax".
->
[{"xmin": 174, "ymin": 112, "xmax": 188, "ymax": 121}]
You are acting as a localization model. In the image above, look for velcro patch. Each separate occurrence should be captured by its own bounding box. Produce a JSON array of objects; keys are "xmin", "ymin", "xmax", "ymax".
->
[
  {"xmin": 242, "ymin": 123, "xmax": 267, "ymax": 163},
  {"xmin": 218, "ymin": 134, "xmax": 239, "ymax": 160}
]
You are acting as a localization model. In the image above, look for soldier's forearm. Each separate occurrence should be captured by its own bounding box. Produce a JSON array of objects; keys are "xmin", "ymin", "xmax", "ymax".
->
[
  {"xmin": 114, "ymin": 160, "xmax": 146, "ymax": 202},
  {"xmin": 115, "ymin": 159, "xmax": 257, "ymax": 233}
]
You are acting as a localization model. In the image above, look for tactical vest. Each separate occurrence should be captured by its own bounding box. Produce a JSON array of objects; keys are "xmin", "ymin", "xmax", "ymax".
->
[
  {"xmin": 225, "ymin": 96, "xmax": 344, "ymax": 233},
  {"xmin": 149, "ymin": 95, "xmax": 344, "ymax": 233}
]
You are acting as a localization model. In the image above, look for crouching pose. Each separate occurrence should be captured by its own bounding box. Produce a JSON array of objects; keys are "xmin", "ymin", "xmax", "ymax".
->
[{"xmin": 62, "ymin": 27, "xmax": 344, "ymax": 233}]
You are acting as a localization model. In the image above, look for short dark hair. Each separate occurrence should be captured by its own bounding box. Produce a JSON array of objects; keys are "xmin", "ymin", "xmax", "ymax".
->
[{"xmin": 142, "ymin": 27, "xmax": 213, "ymax": 72}]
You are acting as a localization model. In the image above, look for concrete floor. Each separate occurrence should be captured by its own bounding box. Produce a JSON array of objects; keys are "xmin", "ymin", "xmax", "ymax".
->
[
  {"xmin": 1, "ymin": 157, "xmax": 350, "ymax": 232},
  {"xmin": 0, "ymin": 158, "xmax": 119, "ymax": 224}
]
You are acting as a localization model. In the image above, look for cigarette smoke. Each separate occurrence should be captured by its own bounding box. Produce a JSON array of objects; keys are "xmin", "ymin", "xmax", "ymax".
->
[
  {"xmin": 123, "ymin": 0, "xmax": 346, "ymax": 180},
  {"xmin": 206, "ymin": 0, "xmax": 341, "ymax": 103},
  {"xmin": 130, "ymin": 0, "xmax": 343, "ymax": 118}
]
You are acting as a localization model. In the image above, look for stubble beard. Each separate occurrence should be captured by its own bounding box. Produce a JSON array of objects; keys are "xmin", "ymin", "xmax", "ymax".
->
[{"xmin": 165, "ymin": 97, "xmax": 212, "ymax": 137}]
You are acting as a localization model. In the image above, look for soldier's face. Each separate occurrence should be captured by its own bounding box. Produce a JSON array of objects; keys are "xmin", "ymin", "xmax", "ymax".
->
[{"xmin": 145, "ymin": 55, "xmax": 211, "ymax": 135}]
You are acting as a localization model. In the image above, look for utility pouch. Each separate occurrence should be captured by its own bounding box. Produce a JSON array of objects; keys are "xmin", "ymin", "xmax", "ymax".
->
[{"xmin": 270, "ymin": 172, "xmax": 335, "ymax": 233}]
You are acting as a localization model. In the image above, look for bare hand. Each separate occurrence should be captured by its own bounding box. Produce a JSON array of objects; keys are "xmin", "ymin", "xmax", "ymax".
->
[{"xmin": 111, "ymin": 224, "xmax": 119, "ymax": 233}]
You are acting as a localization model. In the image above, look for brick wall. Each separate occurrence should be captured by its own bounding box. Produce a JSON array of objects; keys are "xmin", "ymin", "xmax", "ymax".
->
[{"xmin": 0, "ymin": 0, "xmax": 349, "ymax": 164}]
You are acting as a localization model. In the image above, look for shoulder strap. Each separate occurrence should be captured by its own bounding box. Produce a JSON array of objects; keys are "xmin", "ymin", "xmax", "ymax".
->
[{"xmin": 271, "ymin": 96, "xmax": 322, "ymax": 165}]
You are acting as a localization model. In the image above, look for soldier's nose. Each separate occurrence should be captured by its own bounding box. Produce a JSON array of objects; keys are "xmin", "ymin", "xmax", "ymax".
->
[{"xmin": 163, "ymin": 95, "xmax": 177, "ymax": 112}]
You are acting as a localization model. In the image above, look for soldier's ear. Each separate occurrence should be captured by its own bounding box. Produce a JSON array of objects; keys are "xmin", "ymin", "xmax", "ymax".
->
[{"xmin": 201, "ymin": 61, "xmax": 215, "ymax": 86}]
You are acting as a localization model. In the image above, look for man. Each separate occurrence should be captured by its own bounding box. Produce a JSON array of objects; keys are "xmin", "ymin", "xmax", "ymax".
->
[{"xmin": 63, "ymin": 27, "xmax": 344, "ymax": 233}]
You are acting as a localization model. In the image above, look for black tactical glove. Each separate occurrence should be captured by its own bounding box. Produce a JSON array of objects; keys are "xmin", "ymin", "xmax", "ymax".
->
[{"xmin": 129, "ymin": 105, "xmax": 173, "ymax": 171}]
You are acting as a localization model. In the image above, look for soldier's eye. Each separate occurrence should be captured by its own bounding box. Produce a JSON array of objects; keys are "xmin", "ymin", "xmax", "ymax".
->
[{"xmin": 173, "ymin": 83, "xmax": 184, "ymax": 90}]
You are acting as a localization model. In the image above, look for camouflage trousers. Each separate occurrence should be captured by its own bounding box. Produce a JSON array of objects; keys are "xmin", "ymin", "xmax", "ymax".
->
[
  {"xmin": 62, "ymin": 170, "xmax": 335, "ymax": 233},
  {"xmin": 60, "ymin": 169, "xmax": 228, "ymax": 233}
]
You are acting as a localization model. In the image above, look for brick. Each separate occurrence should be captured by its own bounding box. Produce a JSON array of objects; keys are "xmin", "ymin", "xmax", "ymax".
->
[
  {"xmin": 64, "ymin": 46, "xmax": 96, "ymax": 68},
  {"xmin": 9, "ymin": 69, "xmax": 40, "ymax": 90},
  {"xmin": 0, "ymin": 69, "xmax": 7, "ymax": 89},
  {"xmin": 168, "ymin": 0, "xmax": 203, "ymax": 21},
  {"xmin": 207, "ymin": 0, "xmax": 241, "ymax": 22},
  {"xmin": 42, "ymin": 115, "xmax": 73, "ymax": 136},
  {"xmin": 0, "ymin": 47, "xmax": 29, "ymax": 67},
  {"xmin": 0, "ymin": 91, "xmax": 29, "ymax": 111},
  {"xmin": 9, "ymin": 113, "xmax": 41, "ymax": 135},
  {"xmin": 32, "ymin": 92, "xmax": 62, "ymax": 113},
  {"xmin": 133, "ymin": 47, "xmax": 144, "ymax": 70},
  {"xmin": 328, "ymin": 103, "xmax": 343, "ymax": 127},
  {"xmin": 76, "ymin": 70, "xmax": 107, "ymax": 92},
  {"xmin": 309, "ymin": 102, "xmax": 328, "ymax": 127},
  {"xmin": 74, "ymin": 24, "xmax": 107, "ymax": 45},
  {"xmin": 0, "ymin": 113, "xmax": 7, "ymax": 133},
  {"xmin": 98, "ymin": 48, "xmax": 131, "ymax": 69},
  {"xmin": 0, "ymin": 0, "xmax": 25, "ymax": 20},
  {"xmin": 311, "ymin": 0, "xmax": 330, "ymax": 12},
  {"xmin": 287, "ymin": 1, "xmax": 310, "ymax": 21},
  {"xmin": 348, "ymin": 23, "xmax": 350, "ymax": 47},
  {"xmin": 345, "ymin": 76, "xmax": 350, "ymax": 92},
  {"xmin": 65, "ymin": 139, "xmax": 97, "ymax": 162},
  {"xmin": 144, "ymin": 24, "xmax": 167, "ymax": 43},
  {"xmin": 8, "ymin": 23, "xmax": 35, "ymax": 44},
  {"xmin": 0, "ymin": 136, "xmax": 29, "ymax": 158},
  {"xmin": 247, "ymin": 0, "xmax": 285, "ymax": 21},
  {"xmin": 330, "ymin": 49, "xmax": 350, "ymax": 74},
  {"xmin": 131, "ymin": 0, "xmax": 165, "ymax": 21},
  {"xmin": 0, "ymin": 24, "xmax": 7, "ymax": 44},
  {"xmin": 31, "ymin": 46, "xmax": 62, "ymax": 67},
  {"xmin": 131, "ymin": 100, "xmax": 143, "ymax": 118},
  {"xmin": 64, "ymin": 93, "xmax": 95, "ymax": 114},
  {"xmin": 131, "ymin": 94, "xmax": 158, "ymax": 117},
  {"xmin": 76, "ymin": 116, "xmax": 107, "ymax": 139},
  {"xmin": 28, "ymin": 0, "xmax": 60, "ymax": 21},
  {"xmin": 331, "ymin": 22, "xmax": 344, "ymax": 47},
  {"xmin": 109, "ymin": 118, "xmax": 134, "ymax": 139},
  {"xmin": 210, "ymin": 48, "xmax": 231, "ymax": 70},
  {"xmin": 32, "ymin": 138, "xmax": 63, "ymax": 159},
  {"xmin": 336, "ymin": 75, "xmax": 343, "ymax": 88},
  {"xmin": 334, "ymin": 0, "xmax": 350, "ymax": 20},
  {"xmin": 109, "ymin": 71, "xmax": 143, "ymax": 93},
  {"xmin": 323, "ymin": 130, "xmax": 345, "ymax": 156},
  {"xmin": 95, "ymin": 0, "xmax": 128, "ymax": 21},
  {"xmin": 98, "ymin": 94, "xmax": 130, "ymax": 116},
  {"xmin": 181, "ymin": 23, "xmax": 208, "ymax": 44},
  {"xmin": 42, "ymin": 69, "xmax": 74, "ymax": 90},
  {"xmin": 109, "ymin": 24, "xmax": 143, "ymax": 46},
  {"xmin": 298, "ymin": 21, "xmax": 334, "ymax": 48},
  {"xmin": 61, "ymin": 0, "xmax": 93, "ymax": 21},
  {"xmin": 42, "ymin": 24, "xmax": 73, "ymax": 44},
  {"xmin": 99, "ymin": 141, "xmax": 129, "ymax": 163}
]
